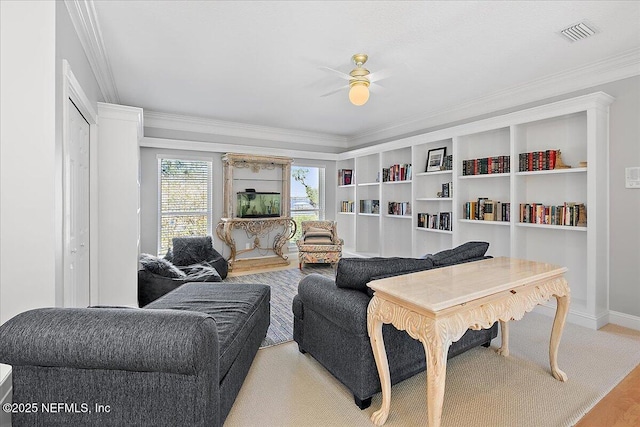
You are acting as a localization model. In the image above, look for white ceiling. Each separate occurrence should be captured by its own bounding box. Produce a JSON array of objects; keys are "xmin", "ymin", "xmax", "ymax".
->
[{"xmin": 91, "ymin": 1, "xmax": 640, "ymax": 143}]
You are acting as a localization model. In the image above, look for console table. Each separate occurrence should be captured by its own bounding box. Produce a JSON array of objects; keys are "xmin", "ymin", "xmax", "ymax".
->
[
  {"xmin": 216, "ymin": 217, "xmax": 296, "ymax": 271},
  {"xmin": 366, "ymin": 257, "xmax": 570, "ymax": 427},
  {"xmin": 217, "ymin": 153, "xmax": 295, "ymax": 271}
]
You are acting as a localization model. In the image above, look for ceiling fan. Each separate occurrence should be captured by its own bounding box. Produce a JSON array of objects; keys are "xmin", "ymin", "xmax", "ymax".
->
[{"xmin": 319, "ymin": 54, "xmax": 390, "ymax": 106}]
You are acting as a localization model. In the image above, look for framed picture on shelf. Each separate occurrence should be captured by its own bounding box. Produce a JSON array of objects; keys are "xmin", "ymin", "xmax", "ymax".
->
[{"xmin": 426, "ymin": 147, "xmax": 447, "ymax": 172}]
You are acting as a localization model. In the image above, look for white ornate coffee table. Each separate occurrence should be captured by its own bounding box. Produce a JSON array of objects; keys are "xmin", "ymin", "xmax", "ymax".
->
[{"xmin": 366, "ymin": 257, "xmax": 570, "ymax": 427}]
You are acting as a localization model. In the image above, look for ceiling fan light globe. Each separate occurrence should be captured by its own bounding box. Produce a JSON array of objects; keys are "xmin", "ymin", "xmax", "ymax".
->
[{"xmin": 349, "ymin": 83, "xmax": 369, "ymax": 106}]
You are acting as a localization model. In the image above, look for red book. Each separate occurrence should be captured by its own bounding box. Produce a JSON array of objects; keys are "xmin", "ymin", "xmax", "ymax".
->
[{"xmin": 549, "ymin": 150, "xmax": 557, "ymax": 169}]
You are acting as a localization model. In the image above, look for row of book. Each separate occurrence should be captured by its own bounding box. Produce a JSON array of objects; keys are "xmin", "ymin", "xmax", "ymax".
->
[
  {"xmin": 339, "ymin": 200, "xmax": 355, "ymax": 213},
  {"xmin": 359, "ymin": 199, "xmax": 380, "ymax": 214},
  {"xmin": 338, "ymin": 169, "xmax": 353, "ymax": 186},
  {"xmin": 462, "ymin": 156, "xmax": 511, "ymax": 176},
  {"xmin": 519, "ymin": 202, "xmax": 586, "ymax": 226},
  {"xmin": 518, "ymin": 150, "xmax": 558, "ymax": 172},
  {"xmin": 382, "ymin": 164, "xmax": 412, "ymax": 182},
  {"xmin": 417, "ymin": 212, "xmax": 452, "ymax": 231},
  {"xmin": 462, "ymin": 198, "xmax": 511, "ymax": 222},
  {"xmin": 441, "ymin": 181, "xmax": 453, "ymax": 198},
  {"xmin": 441, "ymin": 154, "xmax": 453, "ymax": 171},
  {"xmin": 388, "ymin": 201, "xmax": 411, "ymax": 216}
]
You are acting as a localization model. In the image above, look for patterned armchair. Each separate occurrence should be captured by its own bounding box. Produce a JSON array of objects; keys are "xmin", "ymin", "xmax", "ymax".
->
[{"xmin": 296, "ymin": 221, "xmax": 343, "ymax": 270}]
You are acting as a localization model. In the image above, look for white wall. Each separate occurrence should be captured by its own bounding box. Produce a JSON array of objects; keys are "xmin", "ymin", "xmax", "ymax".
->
[
  {"xmin": 0, "ymin": 0, "xmax": 57, "ymax": 390},
  {"xmin": 1, "ymin": 1, "xmax": 57, "ymax": 324},
  {"xmin": 97, "ymin": 103, "xmax": 143, "ymax": 307}
]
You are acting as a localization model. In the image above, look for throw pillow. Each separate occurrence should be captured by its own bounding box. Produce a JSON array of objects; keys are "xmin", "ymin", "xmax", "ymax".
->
[
  {"xmin": 335, "ymin": 257, "xmax": 434, "ymax": 293},
  {"xmin": 205, "ymin": 255, "xmax": 229, "ymax": 280},
  {"xmin": 181, "ymin": 263, "xmax": 222, "ymax": 282},
  {"xmin": 139, "ymin": 253, "xmax": 185, "ymax": 279},
  {"xmin": 172, "ymin": 235, "xmax": 215, "ymax": 266},
  {"xmin": 303, "ymin": 237, "xmax": 333, "ymax": 245},
  {"xmin": 307, "ymin": 226, "xmax": 330, "ymax": 234},
  {"xmin": 164, "ymin": 247, "xmax": 173, "ymax": 262},
  {"xmin": 304, "ymin": 230, "xmax": 333, "ymax": 238},
  {"xmin": 427, "ymin": 241, "xmax": 489, "ymax": 266}
]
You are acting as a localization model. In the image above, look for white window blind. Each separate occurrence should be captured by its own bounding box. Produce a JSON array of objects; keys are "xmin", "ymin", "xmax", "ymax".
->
[{"xmin": 158, "ymin": 158, "xmax": 212, "ymax": 255}]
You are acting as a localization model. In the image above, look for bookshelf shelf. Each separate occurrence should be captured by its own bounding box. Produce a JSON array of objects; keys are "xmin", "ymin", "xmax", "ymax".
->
[
  {"xmin": 515, "ymin": 167, "xmax": 587, "ymax": 176},
  {"xmin": 416, "ymin": 227, "xmax": 453, "ymax": 234},
  {"xmin": 383, "ymin": 180, "xmax": 411, "ymax": 185},
  {"xmin": 338, "ymin": 212, "xmax": 356, "ymax": 215},
  {"xmin": 458, "ymin": 172, "xmax": 510, "ymax": 179},
  {"xmin": 415, "ymin": 170, "xmax": 452, "ymax": 177},
  {"xmin": 336, "ymin": 92, "xmax": 612, "ymax": 328},
  {"xmin": 458, "ymin": 219, "xmax": 511, "ymax": 226},
  {"xmin": 338, "ymin": 184, "xmax": 356, "ymax": 188},
  {"xmin": 516, "ymin": 223, "xmax": 587, "ymax": 231}
]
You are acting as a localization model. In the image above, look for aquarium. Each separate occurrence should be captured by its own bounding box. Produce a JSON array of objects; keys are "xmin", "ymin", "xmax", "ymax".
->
[{"xmin": 237, "ymin": 192, "xmax": 281, "ymax": 218}]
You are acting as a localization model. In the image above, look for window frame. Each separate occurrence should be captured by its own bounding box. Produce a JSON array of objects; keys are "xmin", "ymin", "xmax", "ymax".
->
[
  {"xmin": 156, "ymin": 154, "xmax": 214, "ymax": 256},
  {"xmin": 289, "ymin": 164, "xmax": 326, "ymax": 246}
]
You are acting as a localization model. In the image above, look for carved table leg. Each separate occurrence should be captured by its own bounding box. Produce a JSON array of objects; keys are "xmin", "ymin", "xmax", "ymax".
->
[
  {"xmin": 369, "ymin": 310, "xmax": 391, "ymax": 426},
  {"xmin": 422, "ymin": 331, "xmax": 450, "ymax": 427},
  {"xmin": 550, "ymin": 293, "xmax": 570, "ymax": 382},
  {"xmin": 497, "ymin": 320, "xmax": 510, "ymax": 357}
]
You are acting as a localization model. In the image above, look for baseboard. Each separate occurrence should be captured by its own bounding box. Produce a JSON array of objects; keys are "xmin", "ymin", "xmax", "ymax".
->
[
  {"xmin": 0, "ymin": 366, "xmax": 12, "ymax": 426},
  {"xmin": 533, "ymin": 304, "xmax": 608, "ymax": 330},
  {"xmin": 609, "ymin": 310, "xmax": 640, "ymax": 331}
]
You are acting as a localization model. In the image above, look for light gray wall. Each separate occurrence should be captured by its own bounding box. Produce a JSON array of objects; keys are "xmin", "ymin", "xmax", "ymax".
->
[
  {"xmin": 602, "ymin": 78, "xmax": 640, "ymax": 317},
  {"xmin": 139, "ymin": 147, "xmax": 337, "ymax": 258}
]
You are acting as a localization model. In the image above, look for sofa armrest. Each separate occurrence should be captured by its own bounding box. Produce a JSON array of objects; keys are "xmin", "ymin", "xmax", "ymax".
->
[
  {"xmin": 0, "ymin": 307, "xmax": 219, "ymax": 376},
  {"xmin": 298, "ymin": 274, "xmax": 371, "ymax": 335}
]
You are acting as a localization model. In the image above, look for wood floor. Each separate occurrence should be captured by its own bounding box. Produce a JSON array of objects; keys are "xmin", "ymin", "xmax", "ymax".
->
[{"xmin": 575, "ymin": 323, "xmax": 640, "ymax": 427}]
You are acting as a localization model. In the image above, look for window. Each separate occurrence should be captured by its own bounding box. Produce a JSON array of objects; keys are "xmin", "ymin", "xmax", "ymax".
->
[
  {"xmin": 291, "ymin": 165, "xmax": 325, "ymax": 241},
  {"xmin": 158, "ymin": 157, "xmax": 212, "ymax": 255}
]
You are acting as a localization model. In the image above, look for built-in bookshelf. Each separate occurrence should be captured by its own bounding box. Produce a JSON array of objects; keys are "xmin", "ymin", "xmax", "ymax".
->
[{"xmin": 334, "ymin": 92, "xmax": 613, "ymax": 329}]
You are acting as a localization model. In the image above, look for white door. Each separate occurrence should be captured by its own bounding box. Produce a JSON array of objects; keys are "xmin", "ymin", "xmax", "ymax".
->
[{"xmin": 65, "ymin": 99, "xmax": 90, "ymax": 307}]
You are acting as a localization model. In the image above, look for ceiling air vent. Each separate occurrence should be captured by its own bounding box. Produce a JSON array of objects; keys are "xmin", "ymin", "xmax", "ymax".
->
[{"xmin": 560, "ymin": 22, "xmax": 597, "ymax": 42}]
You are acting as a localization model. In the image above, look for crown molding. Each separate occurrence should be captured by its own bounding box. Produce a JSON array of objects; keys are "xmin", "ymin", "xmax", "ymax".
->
[
  {"xmin": 144, "ymin": 111, "xmax": 350, "ymax": 149},
  {"xmin": 349, "ymin": 48, "xmax": 640, "ymax": 147},
  {"xmin": 64, "ymin": 0, "xmax": 119, "ymax": 103},
  {"xmin": 98, "ymin": 103, "xmax": 144, "ymax": 139},
  {"xmin": 140, "ymin": 137, "xmax": 339, "ymax": 161}
]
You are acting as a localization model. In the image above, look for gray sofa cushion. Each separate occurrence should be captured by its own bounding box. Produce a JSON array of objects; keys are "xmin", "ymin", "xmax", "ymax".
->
[
  {"xmin": 140, "ymin": 253, "xmax": 185, "ymax": 279},
  {"xmin": 145, "ymin": 282, "xmax": 270, "ymax": 379},
  {"xmin": 172, "ymin": 236, "xmax": 216, "ymax": 266},
  {"xmin": 335, "ymin": 257, "xmax": 434, "ymax": 292},
  {"xmin": 425, "ymin": 241, "xmax": 490, "ymax": 266}
]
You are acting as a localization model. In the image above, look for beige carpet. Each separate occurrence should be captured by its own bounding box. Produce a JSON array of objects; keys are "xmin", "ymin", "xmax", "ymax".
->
[{"xmin": 225, "ymin": 312, "xmax": 640, "ymax": 427}]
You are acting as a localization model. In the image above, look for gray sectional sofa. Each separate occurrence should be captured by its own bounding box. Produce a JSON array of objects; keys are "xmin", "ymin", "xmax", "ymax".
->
[
  {"xmin": 0, "ymin": 281, "xmax": 269, "ymax": 427},
  {"xmin": 293, "ymin": 242, "xmax": 499, "ymax": 409}
]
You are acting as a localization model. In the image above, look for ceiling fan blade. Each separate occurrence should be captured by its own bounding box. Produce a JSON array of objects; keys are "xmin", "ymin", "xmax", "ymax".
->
[
  {"xmin": 369, "ymin": 83, "xmax": 385, "ymax": 94},
  {"xmin": 368, "ymin": 68, "xmax": 393, "ymax": 83},
  {"xmin": 369, "ymin": 63, "xmax": 410, "ymax": 83},
  {"xmin": 320, "ymin": 85, "xmax": 349, "ymax": 97},
  {"xmin": 319, "ymin": 66, "xmax": 352, "ymax": 81}
]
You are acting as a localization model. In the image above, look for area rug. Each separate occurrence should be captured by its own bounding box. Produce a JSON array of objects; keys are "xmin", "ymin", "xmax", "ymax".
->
[
  {"xmin": 224, "ymin": 264, "xmax": 335, "ymax": 347},
  {"xmin": 225, "ymin": 312, "xmax": 640, "ymax": 426}
]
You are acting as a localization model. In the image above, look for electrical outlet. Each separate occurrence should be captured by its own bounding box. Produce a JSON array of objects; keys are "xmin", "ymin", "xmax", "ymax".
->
[{"xmin": 626, "ymin": 167, "xmax": 640, "ymax": 188}]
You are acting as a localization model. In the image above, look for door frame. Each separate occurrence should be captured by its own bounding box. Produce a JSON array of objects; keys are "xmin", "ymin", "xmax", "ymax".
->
[{"xmin": 62, "ymin": 59, "xmax": 98, "ymax": 306}]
